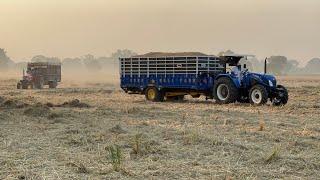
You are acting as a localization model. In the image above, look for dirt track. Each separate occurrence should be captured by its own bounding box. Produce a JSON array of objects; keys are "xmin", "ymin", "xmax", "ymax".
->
[{"xmin": 0, "ymin": 76, "xmax": 319, "ymax": 179}]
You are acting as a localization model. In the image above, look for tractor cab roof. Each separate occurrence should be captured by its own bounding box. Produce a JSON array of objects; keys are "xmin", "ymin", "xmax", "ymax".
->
[{"xmin": 219, "ymin": 54, "xmax": 254, "ymax": 66}]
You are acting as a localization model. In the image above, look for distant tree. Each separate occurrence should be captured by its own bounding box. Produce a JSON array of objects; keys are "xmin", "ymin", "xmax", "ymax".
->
[
  {"xmin": 97, "ymin": 56, "xmax": 113, "ymax": 67},
  {"xmin": 62, "ymin": 58, "xmax": 83, "ymax": 70},
  {"xmin": 109, "ymin": 49, "xmax": 137, "ymax": 73},
  {"xmin": 267, "ymin": 56, "xmax": 288, "ymax": 75},
  {"xmin": 285, "ymin": 60, "xmax": 300, "ymax": 74},
  {"xmin": 82, "ymin": 54, "xmax": 102, "ymax": 72},
  {"xmin": 248, "ymin": 57, "xmax": 264, "ymax": 73},
  {"xmin": 83, "ymin": 54, "xmax": 95, "ymax": 61},
  {"xmin": 14, "ymin": 62, "xmax": 28, "ymax": 72},
  {"xmin": 305, "ymin": 58, "xmax": 320, "ymax": 74},
  {"xmin": 0, "ymin": 48, "xmax": 14, "ymax": 70},
  {"xmin": 84, "ymin": 60, "xmax": 102, "ymax": 72},
  {"xmin": 111, "ymin": 49, "xmax": 137, "ymax": 59}
]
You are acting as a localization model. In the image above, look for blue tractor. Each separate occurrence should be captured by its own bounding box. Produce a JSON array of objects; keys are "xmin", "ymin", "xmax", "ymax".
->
[
  {"xmin": 213, "ymin": 55, "xmax": 288, "ymax": 106},
  {"xmin": 119, "ymin": 52, "xmax": 288, "ymax": 106}
]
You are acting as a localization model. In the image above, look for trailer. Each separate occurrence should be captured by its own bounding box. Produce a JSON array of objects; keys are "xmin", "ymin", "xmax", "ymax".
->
[
  {"xmin": 120, "ymin": 52, "xmax": 288, "ymax": 106},
  {"xmin": 17, "ymin": 62, "xmax": 61, "ymax": 89}
]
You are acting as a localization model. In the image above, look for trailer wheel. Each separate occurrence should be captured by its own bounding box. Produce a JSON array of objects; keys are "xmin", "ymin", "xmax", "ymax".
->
[
  {"xmin": 272, "ymin": 85, "xmax": 288, "ymax": 106},
  {"xmin": 213, "ymin": 77, "xmax": 239, "ymax": 104},
  {"xmin": 249, "ymin": 84, "xmax": 268, "ymax": 105},
  {"xmin": 145, "ymin": 87, "xmax": 164, "ymax": 102}
]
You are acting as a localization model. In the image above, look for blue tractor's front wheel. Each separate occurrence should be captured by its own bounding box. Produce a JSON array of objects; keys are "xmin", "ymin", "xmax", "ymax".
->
[
  {"xmin": 249, "ymin": 84, "xmax": 268, "ymax": 105},
  {"xmin": 272, "ymin": 85, "xmax": 288, "ymax": 106}
]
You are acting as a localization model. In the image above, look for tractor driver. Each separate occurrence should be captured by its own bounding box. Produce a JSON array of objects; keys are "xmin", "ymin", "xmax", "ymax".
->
[
  {"xmin": 231, "ymin": 65, "xmax": 241, "ymax": 82},
  {"xmin": 231, "ymin": 66, "xmax": 241, "ymax": 78},
  {"xmin": 231, "ymin": 65, "xmax": 240, "ymax": 77}
]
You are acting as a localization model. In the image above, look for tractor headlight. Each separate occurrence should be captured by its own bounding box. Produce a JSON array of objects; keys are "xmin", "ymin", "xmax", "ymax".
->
[{"xmin": 268, "ymin": 80, "xmax": 274, "ymax": 87}]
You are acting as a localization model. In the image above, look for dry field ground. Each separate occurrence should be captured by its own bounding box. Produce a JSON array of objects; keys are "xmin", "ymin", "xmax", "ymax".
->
[{"xmin": 0, "ymin": 75, "xmax": 319, "ymax": 179}]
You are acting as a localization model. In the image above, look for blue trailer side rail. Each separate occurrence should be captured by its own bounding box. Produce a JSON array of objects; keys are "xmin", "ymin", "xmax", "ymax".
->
[{"xmin": 119, "ymin": 55, "xmax": 225, "ymax": 94}]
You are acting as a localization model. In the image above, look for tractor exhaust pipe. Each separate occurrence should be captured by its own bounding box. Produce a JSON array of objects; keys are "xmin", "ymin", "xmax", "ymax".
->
[{"xmin": 264, "ymin": 58, "xmax": 267, "ymax": 74}]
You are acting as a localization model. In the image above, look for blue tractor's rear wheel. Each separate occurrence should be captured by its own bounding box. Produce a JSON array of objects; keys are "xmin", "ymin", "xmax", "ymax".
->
[{"xmin": 213, "ymin": 77, "xmax": 239, "ymax": 104}]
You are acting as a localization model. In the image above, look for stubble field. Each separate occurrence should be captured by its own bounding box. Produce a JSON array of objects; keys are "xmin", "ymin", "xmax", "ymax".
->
[{"xmin": 0, "ymin": 75, "xmax": 319, "ymax": 179}]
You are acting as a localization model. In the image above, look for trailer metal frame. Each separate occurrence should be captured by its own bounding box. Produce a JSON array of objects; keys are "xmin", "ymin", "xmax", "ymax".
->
[{"xmin": 120, "ymin": 56, "xmax": 225, "ymax": 92}]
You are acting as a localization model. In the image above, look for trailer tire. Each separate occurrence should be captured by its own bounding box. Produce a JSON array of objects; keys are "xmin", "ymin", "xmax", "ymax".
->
[
  {"xmin": 249, "ymin": 84, "xmax": 268, "ymax": 105},
  {"xmin": 213, "ymin": 77, "xmax": 239, "ymax": 104},
  {"xmin": 145, "ymin": 87, "xmax": 164, "ymax": 102}
]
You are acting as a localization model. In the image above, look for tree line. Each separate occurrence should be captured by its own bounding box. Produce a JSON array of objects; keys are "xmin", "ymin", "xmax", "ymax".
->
[
  {"xmin": 0, "ymin": 49, "xmax": 137, "ymax": 74},
  {"xmin": 244, "ymin": 56, "xmax": 320, "ymax": 75},
  {"xmin": 0, "ymin": 48, "xmax": 319, "ymax": 75}
]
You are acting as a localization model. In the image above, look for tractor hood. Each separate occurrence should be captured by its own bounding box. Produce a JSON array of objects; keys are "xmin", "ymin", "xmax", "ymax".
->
[{"xmin": 250, "ymin": 73, "xmax": 277, "ymax": 88}]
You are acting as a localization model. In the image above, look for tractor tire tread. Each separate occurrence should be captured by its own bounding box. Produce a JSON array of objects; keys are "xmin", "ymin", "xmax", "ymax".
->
[
  {"xmin": 273, "ymin": 85, "xmax": 288, "ymax": 106},
  {"xmin": 213, "ymin": 77, "xmax": 239, "ymax": 104}
]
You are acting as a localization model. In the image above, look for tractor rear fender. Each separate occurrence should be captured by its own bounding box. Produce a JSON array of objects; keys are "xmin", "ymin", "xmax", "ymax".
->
[{"xmin": 214, "ymin": 74, "xmax": 241, "ymax": 88}]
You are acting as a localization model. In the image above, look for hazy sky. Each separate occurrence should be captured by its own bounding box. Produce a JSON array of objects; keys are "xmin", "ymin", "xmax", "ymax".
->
[{"xmin": 0, "ymin": 0, "xmax": 319, "ymax": 64}]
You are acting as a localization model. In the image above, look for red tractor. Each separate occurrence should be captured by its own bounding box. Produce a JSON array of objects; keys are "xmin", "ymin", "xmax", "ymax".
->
[{"xmin": 17, "ymin": 62, "xmax": 61, "ymax": 89}]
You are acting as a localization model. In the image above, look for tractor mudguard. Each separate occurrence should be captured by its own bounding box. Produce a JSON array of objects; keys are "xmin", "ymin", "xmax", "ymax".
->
[
  {"xmin": 214, "ymin": 74, "xmax": 241, "ymax": 88},
  {"xmin": 250, "ymin": 75, "xmax": 264, "ymax": 86},
  {"xmin": 249, "ymin": 74, "xmax": 273, "ymax": 89}
]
